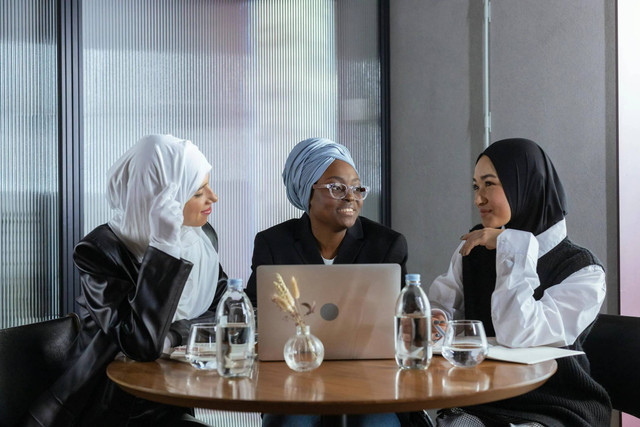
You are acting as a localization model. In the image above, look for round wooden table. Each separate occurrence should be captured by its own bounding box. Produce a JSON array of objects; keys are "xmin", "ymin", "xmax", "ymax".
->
[{"xmin": 107, "ymin": 355, "xmax": 556, "ymax": 414}]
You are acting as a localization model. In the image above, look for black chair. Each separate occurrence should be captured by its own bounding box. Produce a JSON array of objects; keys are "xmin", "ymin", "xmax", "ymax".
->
[
  {"xmin": 582, "ymin": 313, "xmax": 640, "ymax": 418},
  {"xmin": 0, "ymin": 313, "xmax": 80, "ymax": 427}
]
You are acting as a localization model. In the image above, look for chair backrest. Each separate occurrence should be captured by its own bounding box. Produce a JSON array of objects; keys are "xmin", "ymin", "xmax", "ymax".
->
[
  {"xmin": 582, "ymin": 313, "xmax": 640, "ymax": 418},
  {"xmin": 0, "ymin": 313, "xmax": 80, "ymax": 427}
]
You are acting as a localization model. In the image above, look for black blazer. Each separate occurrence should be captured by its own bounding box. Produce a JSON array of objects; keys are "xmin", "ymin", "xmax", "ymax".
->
[
  {"xmin": 246, "ymin": 214, "xmax": 408, "ymax": 307},
  {"xmin": 25, "ymin": 223, "xmax": 227, "ymax": 427}
]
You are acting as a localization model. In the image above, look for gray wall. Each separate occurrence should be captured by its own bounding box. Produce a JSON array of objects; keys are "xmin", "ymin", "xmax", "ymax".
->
[{"xmin": 390, "ymin": 0, "xmax": 618, "ymax": 314}]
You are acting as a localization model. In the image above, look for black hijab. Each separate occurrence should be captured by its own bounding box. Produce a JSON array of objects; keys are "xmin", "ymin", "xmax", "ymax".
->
[
  {"xmin": 480, "ymin": 138, "xmax": 567, "ymax": 236},
  {"xmin": 464, "ymin": 138, "xmax": 567, "ymax": 335}
]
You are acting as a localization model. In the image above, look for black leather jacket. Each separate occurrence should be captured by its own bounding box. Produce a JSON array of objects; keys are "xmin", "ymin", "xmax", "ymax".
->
[{"xmin": 25, "ymin": 223, "xmax": 227, "ymax": 426}]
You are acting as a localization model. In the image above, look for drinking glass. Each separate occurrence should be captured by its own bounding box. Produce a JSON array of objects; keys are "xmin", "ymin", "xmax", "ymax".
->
[
  {"xmin": 441, "ymin": 320, "xmax": 488, "ymax": 368},
  {"xmin": 185, "ymin": 323, "xmax": 217, "ymax": 370}
]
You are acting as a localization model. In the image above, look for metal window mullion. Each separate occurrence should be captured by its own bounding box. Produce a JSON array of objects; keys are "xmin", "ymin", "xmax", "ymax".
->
[
  {"xmin": 483, "ymin": 0, "xmax": 491, "ymax": 148},
  {"xmin": 58, "ymin": 0, "xmax": 83, "ymax": 316},
  {"xmin": 379, "ymin": 0, "xmax": 391, "ymax": 227}
]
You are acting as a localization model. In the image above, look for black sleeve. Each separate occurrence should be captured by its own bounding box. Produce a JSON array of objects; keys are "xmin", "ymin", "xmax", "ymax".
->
[
  {"xmin": 384, "ymin": 232, "xmax": 409, "ymax": 288},
  {"xmin": 74, "ymin": 241, "xmax": 193, "ymax": 361},
  {"xmin": 246, "ymin": 232, "xmax": 275, "ymax": 308}
]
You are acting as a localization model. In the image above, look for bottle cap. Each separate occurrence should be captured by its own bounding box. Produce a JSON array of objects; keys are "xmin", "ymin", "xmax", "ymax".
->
[
  {"xmin": 405, "ymin": 273, "xmax": 421, "ymax": 283},
  {"xmin": 228, "ymin": 278, "xmax": 243, "ymax": 290}
]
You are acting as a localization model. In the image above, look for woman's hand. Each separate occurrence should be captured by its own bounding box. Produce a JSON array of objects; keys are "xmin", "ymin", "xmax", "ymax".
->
[
  {"xmin": 149, "ymin": 184, "xmax": 183, "ymax": 248},
  {"xmin": 459, "ymin": 228, "xmax": 504, "ymax": 256},
  {"xmin": 432, "ymin": 312, "xmax": 447, "ymax": 342}
]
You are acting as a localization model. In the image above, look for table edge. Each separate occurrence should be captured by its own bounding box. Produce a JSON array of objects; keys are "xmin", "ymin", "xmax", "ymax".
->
[{"xmin": 107, "ymin": 358, "xmax": 558, "ymax": 414}]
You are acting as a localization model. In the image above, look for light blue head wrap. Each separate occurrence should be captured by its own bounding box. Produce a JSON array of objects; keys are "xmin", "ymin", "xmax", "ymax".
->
[{"xmin": 282, "ymin": 137, "xmax": 357, "ymax": 213}]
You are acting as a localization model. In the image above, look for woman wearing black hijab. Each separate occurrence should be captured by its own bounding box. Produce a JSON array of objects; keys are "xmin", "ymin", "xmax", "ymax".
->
[{"xmin": 429, "ymin": 139, "xmax": 611, "ymax": 426}]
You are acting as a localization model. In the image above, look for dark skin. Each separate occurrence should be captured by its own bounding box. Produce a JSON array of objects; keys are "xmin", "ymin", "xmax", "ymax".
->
[{"xmin": 307, "ymin": 159, "xmax": 363, "ymax": 259}]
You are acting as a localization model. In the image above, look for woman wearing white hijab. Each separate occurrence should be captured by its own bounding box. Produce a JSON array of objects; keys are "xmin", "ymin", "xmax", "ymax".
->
[{"xmin": 26, "ymin": 135, "xmax": 227, "ymax": 427}]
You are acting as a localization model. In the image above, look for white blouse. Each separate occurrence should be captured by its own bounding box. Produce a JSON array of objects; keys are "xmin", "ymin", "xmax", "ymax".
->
[{"xmin": 428, "ymin": 219, "xmax": 606, "ymax": 348}]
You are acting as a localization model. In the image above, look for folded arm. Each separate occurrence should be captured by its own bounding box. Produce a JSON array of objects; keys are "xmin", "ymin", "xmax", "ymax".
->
[
  {"xmin": 75, "ymin": 241, "xmax": 193, "ymax": 361},
  {"xmin": 491, "ymin": 229, "xmax": 605, "ymax": 347}
]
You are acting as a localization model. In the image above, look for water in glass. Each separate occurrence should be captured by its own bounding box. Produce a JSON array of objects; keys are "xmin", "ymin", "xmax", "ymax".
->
[
  {"xmin": 441, "ymin": 320, "xmax": 488, "ymax": 368},
  {"xmin": 185, "ymin": 323, "xmax": 217, "ymax": 370}
]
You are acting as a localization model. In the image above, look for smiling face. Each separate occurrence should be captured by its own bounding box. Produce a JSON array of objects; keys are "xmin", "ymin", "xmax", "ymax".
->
[
  {"xmin": 308, "ymin": 159, "xmax": 363, "ymax": 232},
  {"xmin": 182, "ymin": 174, "xmax": 218, "ymax": 227},
  {"xmin": 473, "ymin": 155, "xmax": 511, "ymax": 228}
]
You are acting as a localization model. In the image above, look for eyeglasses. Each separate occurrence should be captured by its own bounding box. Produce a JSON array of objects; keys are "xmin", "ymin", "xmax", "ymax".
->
[{"xmin": 312, "ymin": 183, "xmax": 369, "ymax": 200}]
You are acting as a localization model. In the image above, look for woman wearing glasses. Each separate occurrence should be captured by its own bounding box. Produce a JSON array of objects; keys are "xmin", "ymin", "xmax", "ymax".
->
[
  {"xmin": 245, "ymin": 137, "xmax": 408, "ymax": 307},
  {"xmin": 247, "ymin": 138, "xmax": 422, "ymax": 427}
]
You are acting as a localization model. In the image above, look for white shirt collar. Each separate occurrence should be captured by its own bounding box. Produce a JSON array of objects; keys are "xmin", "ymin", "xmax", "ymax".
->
[
  {"xmin": 322, "ymin": 256, "xmax": 335, "ymax": 265},
  {"xmin": 536, "ymin": 218, "xmax": 567, "ymax": 258}
]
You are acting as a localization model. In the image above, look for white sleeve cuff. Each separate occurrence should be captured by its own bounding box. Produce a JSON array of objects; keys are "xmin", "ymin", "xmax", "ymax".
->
[
  {"xmin": 497, "ymin": 228, "xmax": 537, "ymax": 256},
  {"xmin": 163, "ymin": 336, "xmax": 172, "ymax": 351}
]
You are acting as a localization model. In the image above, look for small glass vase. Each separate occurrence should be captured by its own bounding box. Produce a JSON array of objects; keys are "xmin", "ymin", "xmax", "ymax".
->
[{"xmin": 283, "ymin": 325, "xmax": 324, "ymax": 372}]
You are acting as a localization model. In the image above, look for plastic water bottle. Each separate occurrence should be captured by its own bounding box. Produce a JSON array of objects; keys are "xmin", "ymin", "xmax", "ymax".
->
[
  {"xmin": 216, "ymin": 278, "xmax": 256, "ymax": 378},
  {"xmin": 394, "ymin": 273, "xmax": 432, "ymax": 369}
]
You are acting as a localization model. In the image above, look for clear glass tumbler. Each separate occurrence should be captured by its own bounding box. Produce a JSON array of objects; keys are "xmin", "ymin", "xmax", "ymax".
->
[
  {"xmin": 441, "ymin": 320, "xmax": 488, "ymax": 368},
  {"xmin": 185, "ymin": 323, "xmax": 217, "ymax": 370}
]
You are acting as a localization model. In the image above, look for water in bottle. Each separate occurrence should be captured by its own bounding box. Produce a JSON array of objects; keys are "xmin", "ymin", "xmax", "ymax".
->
[
  {"xmin": 216, "ymin": 278, "xmax": 256, "ymax": 377},
  {"xmin": 394, "ymin": 273, "xmax": 432, "ymax": 369}
]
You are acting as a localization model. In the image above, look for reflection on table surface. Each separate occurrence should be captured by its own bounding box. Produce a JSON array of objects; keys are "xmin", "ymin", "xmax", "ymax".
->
[{"xmin": 107, "ymin": 354, "xmax": 556, "ymax": 414}]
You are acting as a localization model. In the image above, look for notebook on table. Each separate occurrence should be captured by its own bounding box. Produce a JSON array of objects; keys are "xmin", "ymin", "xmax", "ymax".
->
[
  {"xmin": 432, "ymin": 338, "xmax": 585, "ymax": 365},
  {"xmin": 257, "ymin": 263, "xmax": 401, "ymax": 361}
]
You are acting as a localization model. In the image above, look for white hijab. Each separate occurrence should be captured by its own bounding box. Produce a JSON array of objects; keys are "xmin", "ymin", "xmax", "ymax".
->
[{"xmin": 107, "ymin": 134, "xmax": 219, "ymax": 321}]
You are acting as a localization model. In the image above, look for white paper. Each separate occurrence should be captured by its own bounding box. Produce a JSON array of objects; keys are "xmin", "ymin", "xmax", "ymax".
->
[
  {"xmin": 161, "ymin": 345, "xmax": 190, "ymax": 363},
  {"xmin": 433, "ymin": 338, "xmax": 584, "ymax": 365}
]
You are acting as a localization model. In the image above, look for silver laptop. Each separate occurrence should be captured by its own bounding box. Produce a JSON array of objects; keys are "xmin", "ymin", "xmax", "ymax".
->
[{"xmin": 257, "ymin": 263, "xmax": 401, "ymax": 361}]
